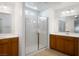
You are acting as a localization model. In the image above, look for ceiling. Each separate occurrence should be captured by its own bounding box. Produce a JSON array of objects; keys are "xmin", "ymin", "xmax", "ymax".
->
[
  {"xmin": 0, "ymin": 2, "xmax": 15, "ymax": 13},
  {"xmin": 0, "ymin": 2, "xmax": 15, "ymax": 8},
  {"xmin": 0, "ymin": 2, "xmax": 79, "ymax": 12},
  {"xmin": 25, "ymin": 2, "xmax": 61, "ymax": 11},
  {"xmin": 25, "ymin": 2, "xmax": 79, "ymax": 11}
]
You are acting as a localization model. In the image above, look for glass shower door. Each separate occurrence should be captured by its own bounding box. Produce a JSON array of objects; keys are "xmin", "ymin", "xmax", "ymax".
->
[
  {"xmin": 38, "ymin": 17, "xmax": 48, "ymax": 49},
  {"xmin": 25, "ymin": 15, "xmax": 38, "ymax": 54}
]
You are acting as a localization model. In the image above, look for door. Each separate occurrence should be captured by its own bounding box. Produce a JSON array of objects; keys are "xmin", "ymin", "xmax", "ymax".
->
[
  {"xmin": 25, "ymin": 15, "xmax": 38, "ymax": 54},
  {"xmin": 38, "ymin": 17, "xmax": 48, "ymax": 49}
]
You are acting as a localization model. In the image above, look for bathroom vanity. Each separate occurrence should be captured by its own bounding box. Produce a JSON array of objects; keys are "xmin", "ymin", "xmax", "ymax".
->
[
  {"xmin": 0, "ymin": 35, "xmax": 19, "ymax": 56},
  {"xmin": 50, "ymin": 33, "xmax": 79, "ymax": 56}
]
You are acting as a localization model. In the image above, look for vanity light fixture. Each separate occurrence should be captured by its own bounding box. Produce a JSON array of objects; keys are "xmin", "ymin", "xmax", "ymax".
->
[
  {"xmin": 3, "ymin": 6, "xmax": 8, "ymax": 9},
  {"xmin": 62, "ymin": 10, "xmax": 70, "ymax": 15},
  {"xmin": 62, "ymin": 9, "xmax": 75, "ymax": 15},
  {"xmin": 0, "ymin": 5, "xmax": 10, "ymax": 11}
]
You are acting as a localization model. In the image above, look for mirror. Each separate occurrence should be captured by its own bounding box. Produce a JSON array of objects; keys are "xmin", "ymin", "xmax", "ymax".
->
[
  {"xmin": 0, "ymin": 13, "xmax": 12, "ymax": 34},
  {"xmin": 74, "ymin": 15, "xmax": 79, "ymax": 33},
  {"xmin": 59, "ymin": 17, "xmax": 65, "ymax": 32},
  {"xmin": 59, "ymin": 15, "xmax": 79, "ymax": 33}
]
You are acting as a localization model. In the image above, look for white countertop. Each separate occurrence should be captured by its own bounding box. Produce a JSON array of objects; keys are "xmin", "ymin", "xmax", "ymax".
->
[
  {"xmin": 52, "ymin": 32, "xmax": 79, "ymax": 38},
  {"xmin": 0, "ymin": 34, "xmax": 19, "ymax": 39}
]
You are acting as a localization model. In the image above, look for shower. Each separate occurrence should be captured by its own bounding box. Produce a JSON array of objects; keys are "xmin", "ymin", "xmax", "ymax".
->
[{"xmin": 24, "ymin": 3, "xmax": 48, "ymax": 55}]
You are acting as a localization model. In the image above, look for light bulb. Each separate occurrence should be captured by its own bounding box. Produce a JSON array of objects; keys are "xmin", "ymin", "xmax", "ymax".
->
[
  {"xmin": 66, "ymin": 11, "xmax": 70, "ymax": 13},
  {"xmin": 70, "ymin": 10, "xmax": 75, "ymax": 13},
  {"xmin": 74, "ymin": 15, "xmax": 77, "ymax": 17},
  {"xmin": 62, "ymin": 11, "xmax": 65, "ymax": 15}
]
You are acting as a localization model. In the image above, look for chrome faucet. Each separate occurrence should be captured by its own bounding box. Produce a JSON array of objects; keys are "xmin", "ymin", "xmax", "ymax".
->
[{"xmin": 65, "ymin": 31, "xmax": 70, "ymax": 34}]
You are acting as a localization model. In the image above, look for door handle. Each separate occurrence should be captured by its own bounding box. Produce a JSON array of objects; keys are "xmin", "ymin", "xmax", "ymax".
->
[{"xmin": 37, "ymin": 32, "xmax": 39, "ymax": 50}]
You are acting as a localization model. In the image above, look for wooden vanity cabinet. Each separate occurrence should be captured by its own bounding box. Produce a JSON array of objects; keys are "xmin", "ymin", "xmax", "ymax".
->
[
  {"xmin": 50, "ymin": 34, "xmax": 79, "ymax": 56},
  {"xmin": 0, "ymin": 37, "xmax": 19, "ymax": 56}
]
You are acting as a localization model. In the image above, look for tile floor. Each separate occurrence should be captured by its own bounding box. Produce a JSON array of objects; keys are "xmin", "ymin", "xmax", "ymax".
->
[{"xmin": 30, "ymin": 49, "xmax": 68, "ymax": 56}]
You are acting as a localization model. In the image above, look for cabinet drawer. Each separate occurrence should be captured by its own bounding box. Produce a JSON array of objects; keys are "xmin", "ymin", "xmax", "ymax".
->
[
  {"xmin": 64, "ymin": 37, "xmax": 74, "ymax": 40},
  {"xmin": 0, "ymin": 39, "xmax": 10, "ymax": 44}
]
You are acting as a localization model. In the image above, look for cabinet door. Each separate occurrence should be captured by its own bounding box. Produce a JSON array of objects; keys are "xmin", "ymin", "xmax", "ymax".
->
[
  {"xmin": 11, "ymin": 38, "xmax": 18, "ymax": 56},
  {"xmin": 0, "ymin": 39, "xmax": 11, "ymax": 56},
  {"xmin": 50, "ymin": 35, "xmax": 56, "ymax": 49},
  {"xmin": 64, "ymin": 37, "xmax": 75, "ymax": 55},
  {"xmin": 56, "ymin": 36, "xmax": 65, "ymax": 52},
  {"xmin": 74, "ymin": 39, "xmax": 78, "ymax": 56}
]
